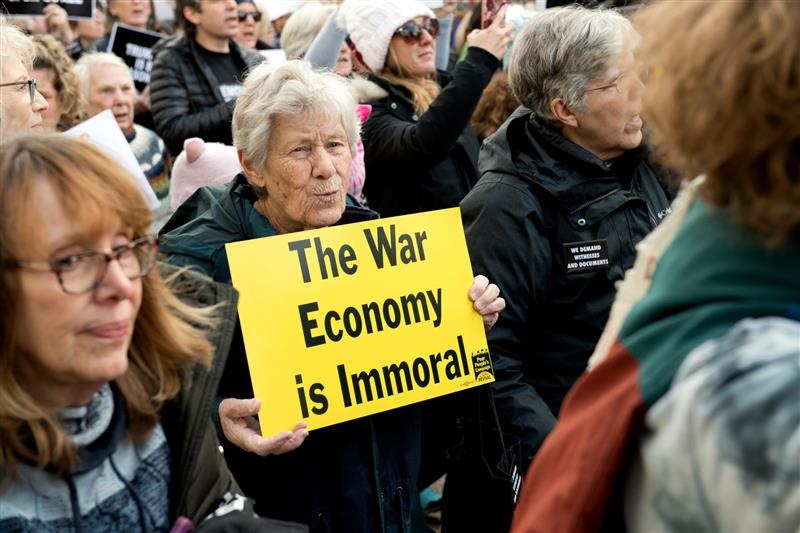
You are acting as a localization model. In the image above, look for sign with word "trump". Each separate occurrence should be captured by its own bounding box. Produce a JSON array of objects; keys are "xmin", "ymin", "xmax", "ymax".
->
[{"xmin": 226, "ymin": 208, "xmax": 493, "ymax": 434}]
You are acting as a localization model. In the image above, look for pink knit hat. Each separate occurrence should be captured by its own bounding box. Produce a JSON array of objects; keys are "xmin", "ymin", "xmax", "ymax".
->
[
  {"xmin": 169, "ymin": 138, "xmax": 241, "ymax": 211},
  {"xmin": 339, "ymin": 0, "xmax": 434, "ymax": 72}
]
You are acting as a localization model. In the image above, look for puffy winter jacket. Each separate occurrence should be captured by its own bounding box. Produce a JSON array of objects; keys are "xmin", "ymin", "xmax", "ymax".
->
[{"xmin": 150, "ymin": 35, "xmax": 262, "ymax": 156}]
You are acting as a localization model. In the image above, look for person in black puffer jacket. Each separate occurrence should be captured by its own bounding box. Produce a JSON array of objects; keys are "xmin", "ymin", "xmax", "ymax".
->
[
  {"xmin": 149, "ymin": 0, "xmax": 262, "ymax": 156},
  {"xmin": 339, "ymin": 0, "xmax": 512, "ymax": 217}
]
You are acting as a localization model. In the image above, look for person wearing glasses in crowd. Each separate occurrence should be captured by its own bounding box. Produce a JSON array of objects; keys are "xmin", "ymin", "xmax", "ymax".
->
[
  {"xmin": 234, "ymin": 0, "xmax": 274, "ymax": 51},
  {"xmin": 150, "ymin": 0, "xmax": 262, "ymax": 156},
  {"xmin": 0, "ymin": 21, "xmax": 49, "ymax": 141},
  {"xmin": 338, "ymin": 0, "xmax": 511, "ymax": 217},
  {"xmin": 0, "ymin": 135, "xmax": 307, "ymax": 532},
  {"xmin": 459, "ymin": 6, "xmax": 674, "ymax": 505}
]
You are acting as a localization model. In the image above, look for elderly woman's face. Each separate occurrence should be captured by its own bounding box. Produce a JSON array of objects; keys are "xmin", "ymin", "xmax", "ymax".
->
[
  {"xmin": 249, "ymin": 114, "xmax": 351, "ymax": 234},
  {"xmin": 14, "ymin": 180, "xmax": 142, "ymax": 409},
  {"xmin": 569, "ymin": 46, "xmax": 644, "ymax": 160}
]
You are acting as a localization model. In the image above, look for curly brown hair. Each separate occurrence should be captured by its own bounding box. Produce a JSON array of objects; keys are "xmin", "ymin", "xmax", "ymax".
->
[
  {"xmin": 634, "ymin": 0, "xmax": 800, "ymax": 243},
  {"xmin": 471, "ymin": 71, "xmax": 519, "ymax": 143},
  {"xmin": 32, "ymin": 35, "xmax": 85, "ymax": 131}
]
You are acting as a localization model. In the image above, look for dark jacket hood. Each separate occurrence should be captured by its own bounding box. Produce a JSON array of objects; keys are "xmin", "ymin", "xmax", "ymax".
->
[{"xmin": 481, "ymin": 107, "xmax": 651, "ymax": 213}]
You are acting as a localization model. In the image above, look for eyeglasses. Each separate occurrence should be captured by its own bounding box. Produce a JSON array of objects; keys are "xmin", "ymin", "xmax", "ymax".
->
[
  {"xmin": 394, "ymin": 18, "xmax": 440, "ymax": 44},
  {"xmin": 3, "ymin": 236, "xmax": 159, "ymax": 295},
  {"xmin": 585, "ymin": 73, "xmax": 625, "ymax": 94},
  {"xmin": 0, "ymin": 79, "xmax": 38, "ymax": 104},
  {"xmin": 237, "ymin": 10, "xmax": 262, "ymax": 22}
]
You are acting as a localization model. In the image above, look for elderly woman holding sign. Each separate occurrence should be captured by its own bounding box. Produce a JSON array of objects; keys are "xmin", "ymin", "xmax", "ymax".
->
[{"xmin": 159, "ymin": 60, "xmax": 505, "ymax": 531}]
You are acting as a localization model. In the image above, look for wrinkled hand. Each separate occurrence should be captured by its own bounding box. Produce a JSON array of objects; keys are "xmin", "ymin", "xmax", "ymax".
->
[
  {"xmin": 43, "ymin": 4, "xmax": 73, "ymax": 42},
  {"xmin": 466, "ymin": 5, "xmax": 513, "ymax": 61},
  {"xmin": 469, "ymin": 274, "xmax": 506, "ymax": 332},
  {"xmin": 219, "ymin": 398, "xmax": 308, "ymax": 456}
]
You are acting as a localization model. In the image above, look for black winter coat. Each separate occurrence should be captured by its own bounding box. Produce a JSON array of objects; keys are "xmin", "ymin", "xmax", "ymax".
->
[
  {"xmin": 461, "ymin": 108, "xmax": 674, "ymax": 464},
  {"xmin": 361, "ymin": 47, "xmax": 498, "ymax": 217},
  {"xmin": 150, "ymin": 35, "xmax": 262, "ymax": 156}
]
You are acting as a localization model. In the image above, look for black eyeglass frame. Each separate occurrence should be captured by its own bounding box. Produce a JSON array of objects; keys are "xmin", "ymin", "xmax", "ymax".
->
[
  {"xmin": 0, "ymin": 79, "xmax": 38, "ymax": 104},
  {"xmin": 237, "ymin": 10, "xmax": 262, "ymax": 22},
  {"xmin": 2, "ymin": 235, "xmax": 159, "ymax": 294},
  {"xmin": 394, "ymin": 18, "xmax": 440, "ymax": 44}
]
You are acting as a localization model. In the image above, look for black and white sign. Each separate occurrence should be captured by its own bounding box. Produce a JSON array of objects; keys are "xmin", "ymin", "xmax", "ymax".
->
[
  {"xmin": 563, "ymin": 239, "xmax": 610, "ymax": 274},
  {"xmin": 2, "ymin": 0, "xmax": 93, "ymax": 20},
  {"xmin": 107, "ymin": 22, "xmax": 162, "ymax": 92}
]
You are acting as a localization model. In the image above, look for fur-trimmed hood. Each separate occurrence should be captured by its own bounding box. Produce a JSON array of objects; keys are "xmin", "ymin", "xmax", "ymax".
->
[{"xmin": 348, "ymin": 74, "xmax": 388, "ymax": 103}]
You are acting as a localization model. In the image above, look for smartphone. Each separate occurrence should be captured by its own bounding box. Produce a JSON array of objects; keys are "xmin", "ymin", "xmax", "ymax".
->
[{"xmin": 481, "ymin": 0, "xmax": 507, "ymax": 28}]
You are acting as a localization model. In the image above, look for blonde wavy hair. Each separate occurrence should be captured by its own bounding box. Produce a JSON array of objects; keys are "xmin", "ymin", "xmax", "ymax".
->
[
  {"xmin": 634, "ymin": 0, "xmax": 800, "ymax": 243},
  {"xmin": 0, "ymin": 135, "xmax": 215, "ymax": 484},
  {"xmin": 32, "ymin": 35, "xmax": 85, "ymax": 131},
  {"xmin": 379, "ymin": 45, "xmax": 441, "ymax": 115}
]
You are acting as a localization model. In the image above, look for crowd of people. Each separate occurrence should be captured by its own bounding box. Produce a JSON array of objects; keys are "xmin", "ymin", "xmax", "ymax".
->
[{"xmin": 0, "ymin": 0, "xmax": 797, "ymax": 532}]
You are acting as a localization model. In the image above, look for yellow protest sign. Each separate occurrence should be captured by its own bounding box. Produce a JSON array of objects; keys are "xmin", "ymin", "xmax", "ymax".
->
[{"xmin": 226, "ymin": 207, "xmax": 494, "ymax": 434}]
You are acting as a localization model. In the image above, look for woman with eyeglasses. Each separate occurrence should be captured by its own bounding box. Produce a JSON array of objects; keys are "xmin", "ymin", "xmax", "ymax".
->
[
  {"xmin": 339, "ymin": 0, "xmax": 512, "ymax": 217},
  {"xmin": 0, "ymin": 21, "xmax": 49, "ymax": 139},
  {"xmin": 234, "ymin": 0, "xmax": 273, "ymax": 51},
  {"xmin": 0, "ymin": 134, "xmax": 307, "ymax": 531}
]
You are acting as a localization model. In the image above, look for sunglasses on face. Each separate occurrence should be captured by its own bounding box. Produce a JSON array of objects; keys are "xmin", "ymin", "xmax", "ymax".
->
[
  {"xmin": 237, "ymin": 10, "xmax": 262, "ymax": 22},
  {"xmin": 394, "ymin": 18, "xmax": 440, "ymax": 44}
]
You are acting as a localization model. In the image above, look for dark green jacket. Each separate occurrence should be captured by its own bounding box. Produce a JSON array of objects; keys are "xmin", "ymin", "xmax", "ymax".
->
[
  {"xmin": 161, "ymin": 265, "xmax": 307, "ymax": 532},
  {"xmin": 160, "ymin": 176, "xmax": 430, "ymax": 533}
]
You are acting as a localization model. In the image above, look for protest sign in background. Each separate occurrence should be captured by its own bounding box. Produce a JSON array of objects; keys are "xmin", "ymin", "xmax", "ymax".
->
[
  {"xmin": 227, "ymin": 208, "xmax": 494, "ymax": 434},
  {"xmin": 65, "ymin": 109, "xmax": 160, "ymax": 210},
  {"xmin": 2, "ymin": 0, "xmax": 93, "ymax": 19},
  {"xmin": 107, "ymin": 23, "xmax": 162, "ymax": 91}
]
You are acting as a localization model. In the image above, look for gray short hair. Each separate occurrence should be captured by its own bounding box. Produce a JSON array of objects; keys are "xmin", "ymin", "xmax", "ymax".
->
[
  {"xmin": 508, "ymin": 6, "xmax": 634, "ymax": 125},
  {"xmin": 0, "ymin": 20, "xmax": 35, "ymax": 73},
  {"xmin": 74, "ymin": 52, "xmax": 134, "ymax": 97},
  {"xmin": 233, "ymin": 60, "xmax": 359, "ymax": 194},
  {"xmin": 280, "ymin": 4, "xmax": 335, "ymax": 60}
]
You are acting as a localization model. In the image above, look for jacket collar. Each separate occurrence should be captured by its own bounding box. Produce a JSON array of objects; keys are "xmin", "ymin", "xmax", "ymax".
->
[{"xmin": 483, "ymin": 107, "xmax": 650, "ymax": 211}]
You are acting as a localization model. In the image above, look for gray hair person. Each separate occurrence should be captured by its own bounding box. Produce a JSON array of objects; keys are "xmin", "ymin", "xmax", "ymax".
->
[
  {"xmin": 232, "ymin": 59, "xmax": 360, "ymax": 185},
  {"xmin": 454, "ymin": 6, "xmax": 674, "ymax": 530},
  {"xmin": 508, "ymin": 7, "xmax": 635, "ymax": 127},
  {"xmin": 73, "ymin": 51, "xmax": 131, "ymax": 96},
  {"xmin": 0, "ymin": 19, "xmax": 49, "ymax": 140},
  {"xmin": 159, "ymin": 58, "xmax": 505, "ymax": 530},
  {"xmin": 278, "ymin": 4, "xmax": 335, "ymax": 60}
]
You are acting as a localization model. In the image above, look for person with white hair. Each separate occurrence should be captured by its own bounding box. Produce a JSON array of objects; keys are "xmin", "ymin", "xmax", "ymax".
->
[
  {"xmin": 279, "ymin": 3, "xmax": 334, "ymax": 60},
  {"xmin": 0, "ymin": 20, "xmax": 49, "ymax": 142},
  {"xmin": 75, "ymin": 52, "xmax": 170, "ymax": 201},
  {"xmin": 460, "ymin": 4, "xmax": 674, "ymax": 482},
  {"xmin": 159, "ymin": 59, "xmax": 505, "ymax": 531}
]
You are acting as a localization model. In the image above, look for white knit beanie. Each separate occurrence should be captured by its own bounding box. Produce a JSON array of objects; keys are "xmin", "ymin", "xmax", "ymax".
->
[{"xmin": 339, "ymin": 0, "xmax": 435, "ymax": 73}]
